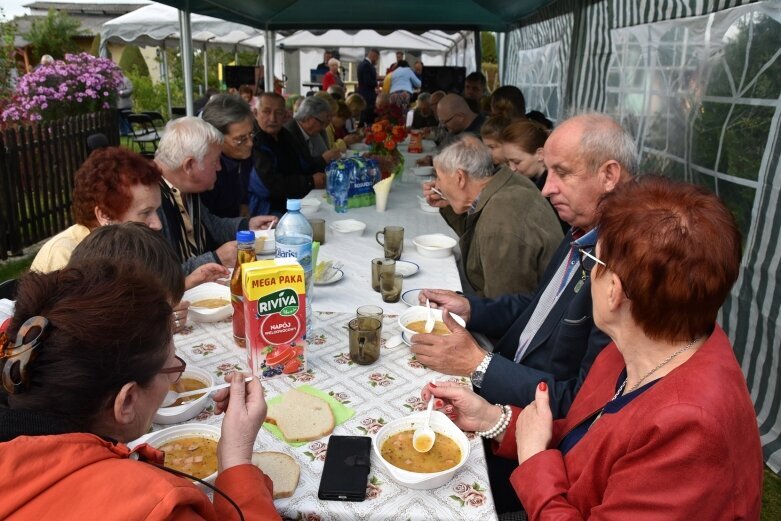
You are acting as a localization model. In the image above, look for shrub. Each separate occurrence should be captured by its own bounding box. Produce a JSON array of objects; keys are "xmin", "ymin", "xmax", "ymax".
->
[{"xmin": 119, "ymin": 45, "xmax": 149, "ymax": 77}]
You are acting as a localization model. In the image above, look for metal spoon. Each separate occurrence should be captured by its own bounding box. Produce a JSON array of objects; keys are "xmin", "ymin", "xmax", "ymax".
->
[
  {"xmin": 161, "ymin": 376, "xmax": 254, "ymax": 408},
  {"xmin": 412, "ymin": 379, "xmax": 437, "ymax": 453},
  {"xmin": 424, "ymin": 298, "xmax": 435, "ymax": 333}
]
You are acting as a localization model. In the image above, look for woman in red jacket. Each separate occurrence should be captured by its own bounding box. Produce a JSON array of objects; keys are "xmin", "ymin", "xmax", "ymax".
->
[
  {"xmin": 0, "ymin": 257, "xmax": 280, "ymax": 521},
  {"xmin": 425, "ymin": 176, "xmax": 763, "ymax": 520}
]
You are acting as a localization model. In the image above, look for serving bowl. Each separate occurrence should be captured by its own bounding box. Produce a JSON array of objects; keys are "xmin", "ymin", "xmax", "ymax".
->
[
  {"xmin": 412, "ymin": 234, "xmax": 457, "ymax": 258},
  {"xmin": 300, "ymin": 198, "xmax": 322, "ymax": 216},
  {"xmin": 398, "ymin": 305, "xmax": 466, "ymax": 339},
  {"xmin": 254, "ymin": 229, "xmax": 276, "ymax": 255},
  {"xmin": 373, "ymin": 411, "xmax": 470, "ymax": 489},
  {"xmin": 154, "ymin": 365, "xmax": 214, "ymax": 425},
  {"xmin": 183, "ymin": 282, "xmax": 232, "ymax": 323},
  {"xmin": 329, "ymin": 219, "xmax": 366, "ymax": 236},
  {"xmin": 143, "ymin": 423, "xmax": 222, "ymax": 491}
]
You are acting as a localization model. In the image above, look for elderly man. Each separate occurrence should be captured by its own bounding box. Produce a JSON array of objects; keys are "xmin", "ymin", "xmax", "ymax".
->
[
  {"xmin": 419, "ymin": 113, "xmax": 636, "ymax": 514},
  {"xmin": 200, "ymin": 93, "xmax": 256, "ymax": 218},
  {"xmin": 410, "ymin": 92, "xmax": 438, "ymax": 130},
  {"xmin": 437, "ymin": 93, "xmax": 486, "ymax": 137},
  {"xmin": 430, "ymin": 135, "xmax": 562, "ymax": 298},
  {"xmin": 154, "ymin": 117, "xmax": 276, "ymax": 274},
  {"xmin": 252, "ymin": 92, "xmax": 325, "ymax": 216},
  {"xmin": 283, "ymin": 96, "xmax": 340, "ymax": 175}
]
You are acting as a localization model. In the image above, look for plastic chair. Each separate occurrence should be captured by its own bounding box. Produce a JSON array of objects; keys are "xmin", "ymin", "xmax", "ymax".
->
[{"xmin": 127, "ymin": 113, "xmax": 161, "ymax": 155}]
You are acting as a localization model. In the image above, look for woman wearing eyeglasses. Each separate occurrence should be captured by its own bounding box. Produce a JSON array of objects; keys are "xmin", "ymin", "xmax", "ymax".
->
[
  {"xmin": 0, "ymin": 258, "xmax": 279, "ymax": 520},
  {"xmin": 422, "ymin": 176, "xmax": 762, "ymax": 519}
]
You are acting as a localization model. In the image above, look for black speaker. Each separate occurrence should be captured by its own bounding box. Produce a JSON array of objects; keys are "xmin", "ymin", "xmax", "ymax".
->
[
  {"xmin": 421, "ymin": 66, "xmax": 466, "ymax": 95},
  {"xmin": 223, "ymin": 66, "xmax": 257, "ymax": 89}
]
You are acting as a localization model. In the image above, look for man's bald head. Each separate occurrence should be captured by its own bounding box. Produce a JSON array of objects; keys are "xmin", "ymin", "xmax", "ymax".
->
[{"xmin": 437, "ymin": 94, "xmax": 476, "ymax": 134}]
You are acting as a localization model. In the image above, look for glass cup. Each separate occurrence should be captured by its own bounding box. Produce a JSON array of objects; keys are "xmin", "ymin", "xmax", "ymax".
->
[
  {"xmin": 375, "ymin": 226, "xmax": 404, "ymax": 260},
  {"xmin": 356, "ymin": 305, "xmax": 384, "ymax": 320},
  {"xmin": 380, "ymin": 272, "xmax": 403, "ymax": 303},
  {"xmin": 348, "ymin": 317, "xmax": 382, "ymax": 365},
  {"xmin": 308, "ymin": 218, "xmax": 326, "ymax": 244},
  {"xmin": 371, "ymin": 258, "xmax": 395, "ymax": 292}
]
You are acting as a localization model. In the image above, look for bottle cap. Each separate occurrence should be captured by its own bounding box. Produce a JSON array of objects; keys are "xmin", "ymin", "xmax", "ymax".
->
[
  {"xmin": 236, "ymin": 230, "xmax": 255, "ymax": 243},
  {"xmin": 286, "ymin": 199, "xmax": 302, "ymax": 211}
]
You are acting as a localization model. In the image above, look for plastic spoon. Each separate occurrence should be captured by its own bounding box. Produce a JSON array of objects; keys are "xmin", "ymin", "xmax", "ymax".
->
[
  {"xmin": 424, "ymin": 298, "xmax": 435, "ymax": 333},
  {"xmin": 412, "ymin": 378, "xmax": 437, "ymax": 453},
  {"xmin": 161, "ymin": 376, "xmax": 254, "ymax": 407}
]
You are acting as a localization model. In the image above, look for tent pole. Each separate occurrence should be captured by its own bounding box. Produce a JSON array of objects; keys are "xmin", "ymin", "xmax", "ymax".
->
[
  {"xmin": 474, "ymin": 30, "xmax": 482, "ymax": 76},
  {"xmin": 178, "ymin": 9, "xmax": 195, "ymax": 116},
  {"xmin": 264, "ymin": 29, "xmax": 275, "ymax": 93},
  {"xmin": 162, "ymin": 42, "xmax": 173, "ymax": 120},
  {"xmin": 496, "ymin": 31, "xmax": 505, "ymax": 86},
  {"xmin": 204, "ymin": 43, "xmax": 208, "ymax": 90}
]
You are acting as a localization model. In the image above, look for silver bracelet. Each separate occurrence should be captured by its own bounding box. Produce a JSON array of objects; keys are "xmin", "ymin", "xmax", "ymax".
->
[{"xmin": 475, "ymin": 404, "xmax": 512, "ymax": 439}]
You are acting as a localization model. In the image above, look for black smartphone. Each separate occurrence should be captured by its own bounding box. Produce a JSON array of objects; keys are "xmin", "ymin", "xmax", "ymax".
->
[{"xmin": 317, "ymin": 435, "xmax": 372, "ymax": 501}]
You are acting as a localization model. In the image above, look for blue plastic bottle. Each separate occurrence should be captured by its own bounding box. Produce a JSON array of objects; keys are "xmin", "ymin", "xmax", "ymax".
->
[{"xmin": 275, "ymin": 199, "xmax": 314, "ymax": 336}]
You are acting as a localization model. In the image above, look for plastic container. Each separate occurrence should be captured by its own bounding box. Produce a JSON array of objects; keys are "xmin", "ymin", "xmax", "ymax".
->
[
  {"xmin": 231, "ymin": 230, "xmax": 257, "ymax": 347},
  {"xmin": 275, "ymin": 199, "xmax": 314, "ymax": 336}
]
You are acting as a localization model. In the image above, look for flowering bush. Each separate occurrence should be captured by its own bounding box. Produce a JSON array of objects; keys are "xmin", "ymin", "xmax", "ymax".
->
[{"xmin": 1, "ymin": 52, "xmax": 124, "ymax": 123}]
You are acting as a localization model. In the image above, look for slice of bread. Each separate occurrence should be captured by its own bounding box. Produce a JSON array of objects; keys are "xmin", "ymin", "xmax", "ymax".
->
[
  {"xmin": 252, "ymin": 451, "xmax": 300, "ymax": 499},
  {"xmin": 266, "ymin": 389, "xmax": 335, "ymax": 442}
]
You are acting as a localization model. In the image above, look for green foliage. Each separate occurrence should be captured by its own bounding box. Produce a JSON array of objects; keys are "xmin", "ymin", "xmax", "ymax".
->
[
  {"xmin": 126, "ymin": 69, "xmax": 172, "ymax": 116},
  {"xmin": 25, "ymin": 9, "xmax": 82, "ymax": 62},
  {"xmin": 481, "ymin": 32, "xmax": 497, "ymax": 63},
  {"xmin": 119, "ymin": 45, "xmax": 149, "ymax": 76},
  {"xmin": 89, "ymin": 35, "xmax": 100, "ymax": 57},
  {"xmin": 764, "ymin": 467, "xmax": 781, "ymax": 521},
  {"xmin": 164, "ymin": 47, "xmax": 259, "ymax": 94},
  {"xmin": 0, "ymin": 9, "xmax": 19, "ymax": 102}
]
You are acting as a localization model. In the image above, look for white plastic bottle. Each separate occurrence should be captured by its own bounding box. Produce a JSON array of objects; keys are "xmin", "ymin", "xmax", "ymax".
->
[{"xmin": 275, "ymin": 199, "xmax": 314, "ymax": 336}]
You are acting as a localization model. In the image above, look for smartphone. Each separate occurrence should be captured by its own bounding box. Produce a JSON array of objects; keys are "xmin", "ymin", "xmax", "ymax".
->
[{"xmin": 318, "ymin": 435, "xmax": 372, "ymax": 501}]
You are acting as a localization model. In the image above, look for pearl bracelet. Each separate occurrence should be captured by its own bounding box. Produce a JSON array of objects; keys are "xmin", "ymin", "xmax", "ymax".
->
[{"xmin": 475, "ymin": 404, "xmax": 512, "ymax": 439}]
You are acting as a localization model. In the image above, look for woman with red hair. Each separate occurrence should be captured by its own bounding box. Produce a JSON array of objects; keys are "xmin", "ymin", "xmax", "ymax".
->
[{"xmin": 424, "ymin": 176, "xmax": 763, "ymax": 519}]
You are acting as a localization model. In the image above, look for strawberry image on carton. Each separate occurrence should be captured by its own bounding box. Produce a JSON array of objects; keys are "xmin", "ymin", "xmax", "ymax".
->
[{"xmin": 242, "ymin": 258, "xmax": 307, "ymax": 379}]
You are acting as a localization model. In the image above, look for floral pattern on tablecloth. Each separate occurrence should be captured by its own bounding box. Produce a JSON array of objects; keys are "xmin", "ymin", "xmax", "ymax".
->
[{"xmin": 159, "ymin": 311, "xmax": 497, "ymax": 521}]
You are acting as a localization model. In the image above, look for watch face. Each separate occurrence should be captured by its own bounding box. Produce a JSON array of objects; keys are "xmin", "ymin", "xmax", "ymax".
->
[{"xmin": 471, "ymin": 371, "xmax": 484, "ymax": 387}]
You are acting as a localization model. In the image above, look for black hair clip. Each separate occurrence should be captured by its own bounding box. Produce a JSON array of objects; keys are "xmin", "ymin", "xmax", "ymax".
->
[{"xmin": 0, "ymin": 316, "xmax": 49, "ymax": 394}]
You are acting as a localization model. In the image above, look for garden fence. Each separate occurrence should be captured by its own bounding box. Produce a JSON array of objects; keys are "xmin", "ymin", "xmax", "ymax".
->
[{"xmin": 0, "ymin": 110, "xmax": 119, "ymax": 260}]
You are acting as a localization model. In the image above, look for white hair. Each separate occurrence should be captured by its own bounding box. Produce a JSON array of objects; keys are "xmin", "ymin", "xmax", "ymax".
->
[
  {"xmin": 155, "ymin": 117, "xmax": 224, "ymax": 170},
  {"xmin": 433, "ymin": 134, "xmax": 494, "ymax": 180},
  {"xmin": 328, "ymin": 58, "xmax": 341, "ymax": 67}
]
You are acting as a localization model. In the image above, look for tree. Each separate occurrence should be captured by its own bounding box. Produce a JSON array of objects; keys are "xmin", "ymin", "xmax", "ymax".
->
[
  {"xmin": 0, "ymin": 9, "xmax": 19, "ymax": 102},
  {"xmin": 25, "ymin": 9, "xmax": 81, "ymax": 63},
  {"xmin": 481, "ymin": 32, "xmax": 497, "ymax": 63},
  {"xmin": 119, "ymin": 45, "xmax": 149, "ymax": 76}
]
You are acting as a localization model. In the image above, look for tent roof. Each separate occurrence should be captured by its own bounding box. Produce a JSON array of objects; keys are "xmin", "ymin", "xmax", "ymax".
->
[
  {"xmin": 101, "ymin": 4, "xmax": 263, "ymax": 48},
  {"xmin": 274, "ymin": 29, "xmax": 459, "ymax": 52},
  {"xmin": 152, "ymin": 0, "xmax": 554, "ymax": 32}
]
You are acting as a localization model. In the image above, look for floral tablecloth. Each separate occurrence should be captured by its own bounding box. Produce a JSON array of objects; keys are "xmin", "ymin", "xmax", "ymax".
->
[{"xmin": 167, "ymin": 311, "xmax": 498, "ymax": 521}]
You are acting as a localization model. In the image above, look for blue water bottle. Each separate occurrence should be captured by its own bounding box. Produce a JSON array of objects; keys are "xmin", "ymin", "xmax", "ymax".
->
[{"xmin": 275, "ymin": 199, "xmax": 314, "ymax": 336}]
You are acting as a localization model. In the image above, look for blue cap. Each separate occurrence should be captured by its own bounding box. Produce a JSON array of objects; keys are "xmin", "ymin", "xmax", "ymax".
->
[
  {"xmin": 286, "ymin": 199, "xmax": 302, "ymax": 211},
  {"xmin": 236, "ymin": 230, "xmax": 255, "ymax": 243}
]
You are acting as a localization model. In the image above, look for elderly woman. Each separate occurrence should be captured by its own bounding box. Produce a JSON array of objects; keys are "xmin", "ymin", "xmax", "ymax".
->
[
  {"xmin": 424, "ymin": 176, "xmax": 763, "ymax": 519},
  {"xmin": 0, "ymin": 258, "xmax": 280, "ymax": 520},
  {"xmin": 201, "ymin": 93, "xmax": 257, "ymax": 218},
  {"xmin": 421, "ymin": 134, "xmax": 561, "ymax": 298},
  {"xmin": 321, "ymin": 58, "xmax": 344, "ymax": 92}
]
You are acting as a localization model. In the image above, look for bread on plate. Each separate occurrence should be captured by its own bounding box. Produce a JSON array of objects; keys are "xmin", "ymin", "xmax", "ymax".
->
[{"xmin": 265, "ymin": 389, "xmax": 335, "ymax": 442}]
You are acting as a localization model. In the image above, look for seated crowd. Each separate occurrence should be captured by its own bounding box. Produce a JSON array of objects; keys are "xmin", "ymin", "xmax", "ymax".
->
[{"xmin": 1, "ymin": 60, "xmax": 764, "ymax": 520}]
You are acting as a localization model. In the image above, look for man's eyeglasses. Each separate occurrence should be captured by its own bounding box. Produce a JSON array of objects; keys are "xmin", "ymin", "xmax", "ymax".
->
[
  {"xmin": 231, "ymin": 131, "xmax": 258, "ymax": 146},
  {"xmin": 440, "ymin": 113, "xmax": 460, "ymax": 126},
  {"xmin": 578, "ymin": 247, "xmax": 607, "ymax": 275},
  {"xmin": 159, "ymin": 355, "xmax": 187, "ymax": 384}
]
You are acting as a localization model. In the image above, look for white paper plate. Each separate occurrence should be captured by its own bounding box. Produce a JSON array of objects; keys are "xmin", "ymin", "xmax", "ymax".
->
[
  {"xmin": 314, "ymin": 268, "xmax": 344, "ymax": 286},
  {"xmin": 401, "ymin": 288, "xmax": 423, "ymax": 307},
  {"xmin": 395, "ymin": 260, "xmax": 420, "ymax": 278}
]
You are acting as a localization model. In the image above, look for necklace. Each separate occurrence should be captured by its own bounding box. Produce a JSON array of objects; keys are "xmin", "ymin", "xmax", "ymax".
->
[{"xmin": 591, "ymin": 337, "xmax": 700, "ymax": 427}]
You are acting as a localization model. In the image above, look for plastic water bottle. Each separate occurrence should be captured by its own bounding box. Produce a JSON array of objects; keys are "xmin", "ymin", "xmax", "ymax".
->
[{"xmin": 275, "ymin": 199, "xmax": 314, "ymax": 336}]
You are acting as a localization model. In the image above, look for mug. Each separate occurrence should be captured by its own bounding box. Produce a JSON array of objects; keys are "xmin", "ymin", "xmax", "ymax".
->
[{"xmin": 375, "ymin": 226, "xmax": 404, "ymax": 260}]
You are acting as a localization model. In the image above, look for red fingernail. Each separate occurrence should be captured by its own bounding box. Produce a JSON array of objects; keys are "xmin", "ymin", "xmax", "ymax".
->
[
  {"xmin": 539, "ymin": 381, "xmax": 547, "ymax": 392},
  {"xmin": 434, "ymin": 399, "xmax": 445, "ymax": 409},
  {"xmin": 429, "ymin": 382, "xmax": 437, "ymax": 388}
]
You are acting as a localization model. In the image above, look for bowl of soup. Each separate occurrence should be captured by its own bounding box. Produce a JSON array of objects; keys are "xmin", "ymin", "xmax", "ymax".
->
[
  {"xmin": 154, "ymin": 364, "xmax": 214, "ymax": 425},
  {"xmin": 397, "ymin": 306, "xmax": 466, "ymax": 340},
  {"xmin": 144, "ymin": 423, "xmax": 221, "ymax": 491},
  {"xmin": 412, "ymin": 234, "xmax": 457, "ymax": 258},
  {"xmin": 183, "ymin": 282, "xmax": 232, "ymax": 323},
  {"xmin": 373, "ymin": 411, "xmax": 470, "ymax": 489}
]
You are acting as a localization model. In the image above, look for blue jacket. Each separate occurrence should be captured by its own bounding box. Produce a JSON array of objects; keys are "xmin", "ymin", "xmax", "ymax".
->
[{"xmin": 467, "ymin": 229, "xmax": 611, "ymax": 418}]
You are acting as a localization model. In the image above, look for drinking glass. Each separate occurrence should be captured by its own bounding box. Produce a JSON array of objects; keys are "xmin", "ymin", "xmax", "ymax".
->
[
  {"xmin": 375, "ymin": 226, "xmax": 404, "ymax": 260},
  {"xmin": 380, "ymin": 272, "xmax": 403, "ymax": 303},
  {"xmin": 348, "ymin": 317, "xmax": 382, "ymax": 365},
  {"xmin": 371, "ymin": 258, "xmax": 395, "ymax": 292}
]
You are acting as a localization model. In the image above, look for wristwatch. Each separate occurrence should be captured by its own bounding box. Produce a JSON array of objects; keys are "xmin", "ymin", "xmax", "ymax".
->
[{"xmin": 470, "ymin": 352, "xmax": 493, "ymax": 388}]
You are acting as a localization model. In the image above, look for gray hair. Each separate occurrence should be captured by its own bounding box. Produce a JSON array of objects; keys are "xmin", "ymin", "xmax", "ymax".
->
[
  {"xmin": 201, "ymin": 93, "xmax": 254, "ymax": 134},
  {"xmin": 327, "ymin": 58, "xmax": 341, "ymax": 67},
  {"xmin": 573, "ymin": 112, "xmax": 639, "ymax": 176},
  {"xmin": 417, "ymin": 92, "xmax": 432, "ymax": 104},
  {"xmin": 155, "ymin": 117, "xmax": 224, "ymax": 170},
  {"xmin": 433, "ymin": 134, "xmax": 494, "ymax": 180},
  {"xmin": 294, "ymin": 96, "xmax": 332, "ymax": 122}
]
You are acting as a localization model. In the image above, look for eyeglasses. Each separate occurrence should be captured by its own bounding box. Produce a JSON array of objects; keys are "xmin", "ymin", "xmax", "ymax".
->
[
  {"xmin": 230, "ymin": 131, "xmax": 258, "ymax": 146},
  {"xmin": 578, "ymin": 247, "xmax": 607, "ymax": 274},
  {"xmin": 159, "ymin": 355, "xmax": 187, "ymax": 383},
  {"xmin": 440, "ymin": 113, "xmax": 460, "ymax": 126}
]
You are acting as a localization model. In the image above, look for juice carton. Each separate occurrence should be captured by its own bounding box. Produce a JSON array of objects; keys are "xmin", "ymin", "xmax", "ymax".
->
[{"xmin": 242, "ymin": 258, "xmax": 307, "ymax": 379}]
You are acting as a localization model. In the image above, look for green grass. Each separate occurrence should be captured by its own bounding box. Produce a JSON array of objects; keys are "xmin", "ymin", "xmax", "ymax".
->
[
  {"xmin": 0, "ymin": 254, "xmax": 34, "ymax": 283},
  {"xmin": 764, "ymin": 467, "xmax": 781, "ymax": 520}
]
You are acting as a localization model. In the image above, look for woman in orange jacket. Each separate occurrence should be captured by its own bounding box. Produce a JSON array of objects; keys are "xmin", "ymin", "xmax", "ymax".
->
[{"xmin": 0, "ymin": 252, "xmax": 280, "ymax": 520}]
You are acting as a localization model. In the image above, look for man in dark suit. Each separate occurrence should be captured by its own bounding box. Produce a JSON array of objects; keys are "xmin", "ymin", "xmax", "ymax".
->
[
  {"xmin": 282, "ymin": 96, "xmax": 340, "ymax": 176},
  {"xmin": 356, "ymin": 48, "xmax": 380, "ymax": 125}
]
